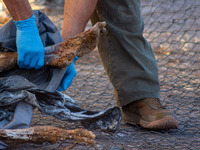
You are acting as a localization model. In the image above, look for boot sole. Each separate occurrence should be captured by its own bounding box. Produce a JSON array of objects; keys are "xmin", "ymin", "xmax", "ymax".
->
[
  {"xmin": 139, "ymin": 115, "xmax": 178, "ymax": 130},
  {"xmin": 122, "ymin": 111, "xmax": 178, "ymax": 130}
]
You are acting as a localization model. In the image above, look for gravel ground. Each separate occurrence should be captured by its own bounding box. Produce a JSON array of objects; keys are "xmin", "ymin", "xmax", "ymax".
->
[{"xmin": 2, "ymin": 0, "xmax": 199, "ymax": 149}]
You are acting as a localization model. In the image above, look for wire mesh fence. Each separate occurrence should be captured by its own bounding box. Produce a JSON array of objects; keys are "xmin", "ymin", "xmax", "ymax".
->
[{"xmin": 0, "ymin": 0, "xmax": 199, "ymax": 149}]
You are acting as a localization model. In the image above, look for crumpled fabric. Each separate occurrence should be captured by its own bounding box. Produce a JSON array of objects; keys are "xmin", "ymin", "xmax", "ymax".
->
[
  {"xmin": 0, "ymin": 75, "xmax": 121, "ymax": 130},
  {"xmin": 0, "ymin": 10, "xmax": 121, "ymax": 149}
]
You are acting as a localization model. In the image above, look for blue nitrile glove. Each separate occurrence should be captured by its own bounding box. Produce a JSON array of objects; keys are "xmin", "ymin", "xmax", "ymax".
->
[
  {"xmin": 14, "ymin": 14, "xmax": 45, "ymax": 69},
  {"xmin": 58, "ymin": 56, "xmax": 78, "ymax": 91}
]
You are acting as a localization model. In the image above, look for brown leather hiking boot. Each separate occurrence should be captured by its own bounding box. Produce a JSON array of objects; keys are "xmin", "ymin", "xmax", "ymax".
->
[{"xmin": 122, "ymin": 98, "xmax": 178, "ymax": 130}]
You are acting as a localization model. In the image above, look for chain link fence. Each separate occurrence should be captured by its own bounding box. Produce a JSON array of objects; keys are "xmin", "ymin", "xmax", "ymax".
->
[{"xmin": 0, "ymin": 0, "xmax": 199, "ymax": 149}]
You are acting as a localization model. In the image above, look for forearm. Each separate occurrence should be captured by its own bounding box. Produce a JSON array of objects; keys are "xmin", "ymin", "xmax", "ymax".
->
[
  {"xmin": 62, "ymin": 0, "xmax": 98, "ymax": 40},
  {"xmin": 3, "ymin": 0, "xmax": 32, "ymax": 21}
]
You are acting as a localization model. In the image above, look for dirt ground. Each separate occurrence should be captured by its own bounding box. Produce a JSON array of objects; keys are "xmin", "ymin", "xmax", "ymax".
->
[{"xmin": 1, "ymin": 0, "xmax": 199, "ymax": 149}]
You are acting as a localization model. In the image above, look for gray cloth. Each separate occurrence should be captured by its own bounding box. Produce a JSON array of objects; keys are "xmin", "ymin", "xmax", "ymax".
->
[
  {"xmin": 0, "ymin": 10, "xmax": 121, "ymax": 149},
  {"xmin": 91, "ymin": 0, "xmax": 160, "ymax": 106},
  {"xmin": 0, "ymin": 75, "xmax": 121, "ymax": 129}
]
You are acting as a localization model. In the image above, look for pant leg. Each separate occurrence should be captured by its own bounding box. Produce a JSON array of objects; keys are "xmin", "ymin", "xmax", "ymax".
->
[{"xmin": 91, "ymin": 0, "xmax": 160, "ymax": 107}]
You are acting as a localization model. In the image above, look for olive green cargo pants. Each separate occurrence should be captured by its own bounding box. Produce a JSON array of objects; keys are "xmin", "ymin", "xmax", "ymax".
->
[{"xmin": 91, "ymin": 0, "xmax": 160, "ymax": 107}]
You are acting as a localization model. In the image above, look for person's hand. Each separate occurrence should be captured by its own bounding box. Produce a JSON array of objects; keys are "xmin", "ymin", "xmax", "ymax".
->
[
  {"xmin": 58, "ymin": 56, "xmax": 78, "ymax": 91},
  {"xmin": 14, "ymin": 14, "xmax": 45, "ymax": 69}
]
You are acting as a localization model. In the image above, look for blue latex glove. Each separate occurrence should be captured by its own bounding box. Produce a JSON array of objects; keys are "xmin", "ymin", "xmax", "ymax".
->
[
  {"xmin": 14, "ymin": 14, "xmax": 45, "ymax": 69},
  {"xmin": 58, "ymin": 56, "xmax": 78, "ymax": 91}
]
